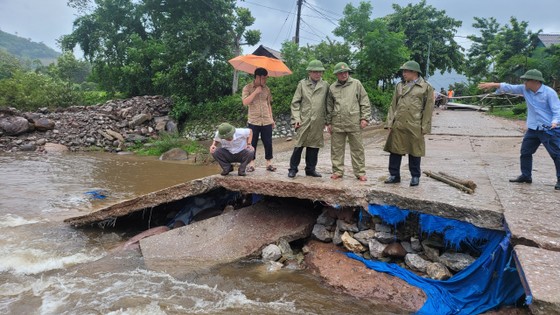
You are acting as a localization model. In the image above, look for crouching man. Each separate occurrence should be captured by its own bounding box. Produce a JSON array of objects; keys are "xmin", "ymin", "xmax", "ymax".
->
[{"xmin": 210, "ymin": 122, "xmax": 254, "ymax": 176}]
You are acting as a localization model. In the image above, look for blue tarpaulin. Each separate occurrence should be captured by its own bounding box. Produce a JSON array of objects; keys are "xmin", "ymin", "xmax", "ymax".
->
[{"xmin": 348, "ymin": 204, "xmax": 525, "ymax": 314}]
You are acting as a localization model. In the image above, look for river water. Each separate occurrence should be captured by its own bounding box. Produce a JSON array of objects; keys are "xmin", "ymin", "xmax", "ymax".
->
[{"xmin": 0, "ymin": 152, "xmax": 401, "ymax": 315}]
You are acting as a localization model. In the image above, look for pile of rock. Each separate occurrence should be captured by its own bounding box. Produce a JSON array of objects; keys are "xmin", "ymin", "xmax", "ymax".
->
[
  {"xmin": 182, "ymin": 113, "xmax": 296, "ymax": 141},
  {"xmin": 0, "ymin": 96, "xmax": 177, "ymax": 153},
  {"xmin": 260, "ymin": 237, "xmax": 306, "ymax": 272},
  {"xmin": 311, "ymin": 207, "xmax": 479, "ymax": 280}
]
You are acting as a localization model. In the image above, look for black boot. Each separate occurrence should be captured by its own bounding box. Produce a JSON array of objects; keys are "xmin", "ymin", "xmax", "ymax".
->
[
  {"xmin": 384, "ymin": 175, "xmax": 401, "ymax": 184},
  {"xmin": 305, "ymin": 170, "xmax": 322, "ymax": 177}
]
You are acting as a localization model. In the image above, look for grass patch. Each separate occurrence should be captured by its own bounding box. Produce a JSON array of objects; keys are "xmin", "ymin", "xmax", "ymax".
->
[
  {"xmin": 130, "ymin": 133, "xmax": 204, "ymax": 156},
  {"xmin": 486, "ymin": 103, "xmax": 527, "ymax": 120}
]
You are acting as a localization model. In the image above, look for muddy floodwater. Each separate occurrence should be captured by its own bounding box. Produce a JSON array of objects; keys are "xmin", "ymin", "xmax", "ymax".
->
[{"xmin": 0, "ymin": 152, "xmax": 402, "ymax": 315}]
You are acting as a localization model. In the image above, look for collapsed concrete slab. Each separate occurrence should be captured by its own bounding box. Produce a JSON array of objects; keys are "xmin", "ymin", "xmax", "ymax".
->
[
  {"xmin": 514, "ymin": 245, "xmax": 560, "ymax": 315},
  {"xmin": 139, "ymin": 198, "xmax": 317, "ymax": 272},
  {"xmin": 64, "ymin": 177, "xmax": 219, "ymax": 227},
  {"xmin": 65, "ymin": 172, "xmax": 505, "ymax": 230}
]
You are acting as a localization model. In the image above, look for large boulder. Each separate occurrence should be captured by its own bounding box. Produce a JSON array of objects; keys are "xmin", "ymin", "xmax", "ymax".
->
[
  {"xmin": 33, "ymin": 118, "xmax": 55, "ymax": 131},
  {"xmin": 0, "ymin": 116, "xmax": 30, "ymax": 135},
  {"xmin": 159, "ymin": 148, "xmax": 188, "ymax": 161}
]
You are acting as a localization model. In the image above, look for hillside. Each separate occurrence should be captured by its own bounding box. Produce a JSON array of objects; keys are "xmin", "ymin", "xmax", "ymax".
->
[{"xmin": 0, "ymin": 30, "xmax": 60, "ymax": 65}]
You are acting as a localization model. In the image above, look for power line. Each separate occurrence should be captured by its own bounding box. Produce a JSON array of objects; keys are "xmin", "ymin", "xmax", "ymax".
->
[
  {"xmin": 305, "ymin": 1, "xmax": 343, "ymax": 19},
  {"xmin": 242, "ymin": 0, "xmax": 293, "ymax": 15},
  {"xmin": 302, "ymin": 2, "xmax": 339, "ymax": 27},
  {"xmin": 271, "ymin": 1, "xmax": 297, "ymax": 47},
  {"xmin": 301, "ymin": 19, "xmax": 329, "ymax": 39}
]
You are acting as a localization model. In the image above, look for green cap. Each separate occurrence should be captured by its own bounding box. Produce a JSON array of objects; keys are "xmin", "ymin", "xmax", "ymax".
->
[
  {"xmin": 520, "ymin": 69, "xmax": 544, "ymax": 82},
  {"xmin": 333, "ymin": 62, "xmax": 351, "ymax": 74},
  {"xmin": 218, "ymin": 123, "xmax": 235, "ymax": 139},
  {"xmin": 399, "ymin": 61, "xmax": 422, "ymax": 74},
  {"xmin": 306, "ymin": 60, "xmax": 325, "ymax": 71}
]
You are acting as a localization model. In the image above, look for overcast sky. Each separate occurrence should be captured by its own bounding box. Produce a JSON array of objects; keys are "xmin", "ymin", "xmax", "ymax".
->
[
  {"xmin": 1, "ymin": 0, "xmax": 559, "ymax": 88},
  {"xmin": 1, "ymin": 0, "xmax": 558, "ymax": 52}
]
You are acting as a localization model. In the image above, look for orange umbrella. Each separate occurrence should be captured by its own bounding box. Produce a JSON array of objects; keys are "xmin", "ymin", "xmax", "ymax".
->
[{"xmin": 228, "ymin": 54, "xmax": 292, "ymax": 77}]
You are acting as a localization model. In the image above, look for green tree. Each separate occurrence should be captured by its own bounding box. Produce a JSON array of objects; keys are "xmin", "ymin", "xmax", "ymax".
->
[
  {"xmin": 47, "ymin": 51, "xmax": 91, "ymax": 84},
  {"xmin": 465, "ymin": 17, "xmax": 540, "ymax": 82},
  {"xmin": 61, "ymin": 0, "xmax": 150, "ymax": 95},
  {"xmin": 231, "ymin": 7, "xmax": 261, "ymax": 93},
  {"xmin": 62, "ymin": 0, "xmax": 240, "ymax": 104},
  {"xmin": 309, "ymin": 38, "xmax": 353, "ymax": 70},
  {"xmin": 0, "ymin": 48, "xmax": 22, "ymax": 80},
  {"xmin": 333, "ymin": 1, "xmax": 375, "ymax": 50},
  {"xmin": 466, "ymin": 17, "xmax": 500, "ymax": 80},
  {"xmin": 540, "ymin": 45, "xmax": 560, "ymax": 84},
  {"xmin": 495, "ymin": 18, "xmax": 539, "ymax": 66},
  {"xmin": 385, "ymin": 0, "xmax": 464, "ymax": 76},
  {"xmin": 332, "ymin": 2, "xmax": 409, "ymax": 88},
  {"xmin": 357, "ymin": 19, "xmax": 409, "ymax": 89}
]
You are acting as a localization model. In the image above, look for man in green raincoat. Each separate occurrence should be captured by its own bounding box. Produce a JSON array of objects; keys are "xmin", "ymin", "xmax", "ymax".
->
[
  {"xmin": 326, "ymin": 62, "xmax": 371, "ymax": 181},
  {"xmin": 288, "ymin": 60, "xmax": 329, "ymax": 178},
  {"xmin": 384, "ymin": 60, "xmax": 434, "ymax": 186}
]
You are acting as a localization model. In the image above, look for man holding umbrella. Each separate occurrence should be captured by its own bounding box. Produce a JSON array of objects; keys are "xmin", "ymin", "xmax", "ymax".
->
[
  {"xmin": 288, "ymin": 60, "xmax": 329, "ymax": 178},
  {"xmin": 242, "ymin": 67, "xmax": 276, "ymax": 172}
]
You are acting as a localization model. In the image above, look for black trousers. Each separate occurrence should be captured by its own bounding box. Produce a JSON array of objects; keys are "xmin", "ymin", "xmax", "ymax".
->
[
  {"xmin": 248, "ymin": 123, "xmax": 273, "ymax": 160},
  {"xmin": 289, "ymin": 147, "xmax": 319, "ymax": 173},
  {"xmin": 388, "ymin": 153, "xmax": 421, "ymax": 177}
]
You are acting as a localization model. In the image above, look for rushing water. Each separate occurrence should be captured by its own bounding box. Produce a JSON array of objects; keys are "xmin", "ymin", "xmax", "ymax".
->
[{"xmin": 0, "ymin": 152, "xmax": 402, "ymax": 315}]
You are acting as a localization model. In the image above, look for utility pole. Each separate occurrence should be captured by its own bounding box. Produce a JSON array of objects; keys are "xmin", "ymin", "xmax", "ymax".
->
[
  {"xmin": 425, "ymin": 37, "xmax": 431, "ymax": 78},
  {"xmin": 295, "ymin": 0, "xmax": 303, "ymax": 45}
]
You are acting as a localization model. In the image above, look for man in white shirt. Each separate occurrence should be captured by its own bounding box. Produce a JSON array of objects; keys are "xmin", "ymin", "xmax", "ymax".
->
[{"xmin": 209, "ymin": 123, "xmax": 254, "ymax": 176}]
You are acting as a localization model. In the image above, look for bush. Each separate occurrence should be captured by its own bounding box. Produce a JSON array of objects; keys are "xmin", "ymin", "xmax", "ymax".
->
[
  {"xmin": 486, "ymin": 102, "xmax": 527, "ymax": 120},
  {"xmin": 512, "ymin": 103, "xmax": 527, "ymax": 115},
  {"xmin": 171, "ymin": 94, "xmax": 247, "ymax": 128},
  {"xmin": 0, "ymin": 70, "xmax": 82, "ymax": 110},
  {"xmin": 81, "ymin": 90, "xmax": 125, "ymax": 106},
  {"xmin": 367, "ymin": 88, "xmax": 393, "ymax": 116},
  {"xmin": 131, "ymin": 132, "xmax": 203, "ymax": 156}
]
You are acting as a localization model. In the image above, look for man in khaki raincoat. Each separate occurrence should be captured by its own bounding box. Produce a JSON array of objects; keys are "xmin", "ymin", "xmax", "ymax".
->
[
  {"xmin": 326, "ymin": 62, "xmax": 371, "ymax": 181},
  {"xmin": 384, "ymin": 60, "xmax": 434, "ymax": 186},
  {"xmin": 288, "ymin": 60, "xmax": 329, "ymax": 178}
]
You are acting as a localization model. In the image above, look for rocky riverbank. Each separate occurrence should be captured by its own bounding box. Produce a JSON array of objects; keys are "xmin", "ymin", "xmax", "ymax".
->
[
  {"xmin": 0, "ymin": 96, "xmax": 178, "ymax": 153},
  {"xmin": 0, "ymin": 95, "xmax": 384, "ymax": 153},
  {"xmin": 0, "ymin": 95, "xmax": 296, "ymax": 153}
]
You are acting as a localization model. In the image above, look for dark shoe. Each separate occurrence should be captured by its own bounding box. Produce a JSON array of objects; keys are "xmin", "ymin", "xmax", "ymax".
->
[
  {"xmin": 305, "ymin": 170, "xmax": 322, "ymax": 177},
  {"xmin": 288, "ymin": 170, "xmax": 297, "ymax": 178},
  {"xmin": 410, "ymin": 176, "xmax": 420, "ymax": 186},
  {"xmin": 238, "ymin": 171, "xmax": 246, "ymax": 176},
  {"xmin": 555, "ymin": 181, "xmax": 560, "ymax": 190},
  {"xmin": 509, "ymin": 175, "xmax": 532, "ymax": 183},
  {"xmin": 384, "ymin": 175, "xmax": 401, "ymax": 184},
  {"xmin": 221, "ymin": 165, "xmax": 233, "ymax": 176}
]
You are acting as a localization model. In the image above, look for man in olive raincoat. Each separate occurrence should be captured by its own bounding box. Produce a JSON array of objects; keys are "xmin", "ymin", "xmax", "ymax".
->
[
  {"xmin": 384, "ymin": 60, "xmax": 434, "ymax": 186},
  {"xmin": 326, "ymin": 62, "xmax": 371, "ymax": 181},
  {"xmin": 288, "ymin": 60, "xmax": 330, "ymax": 178}
]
